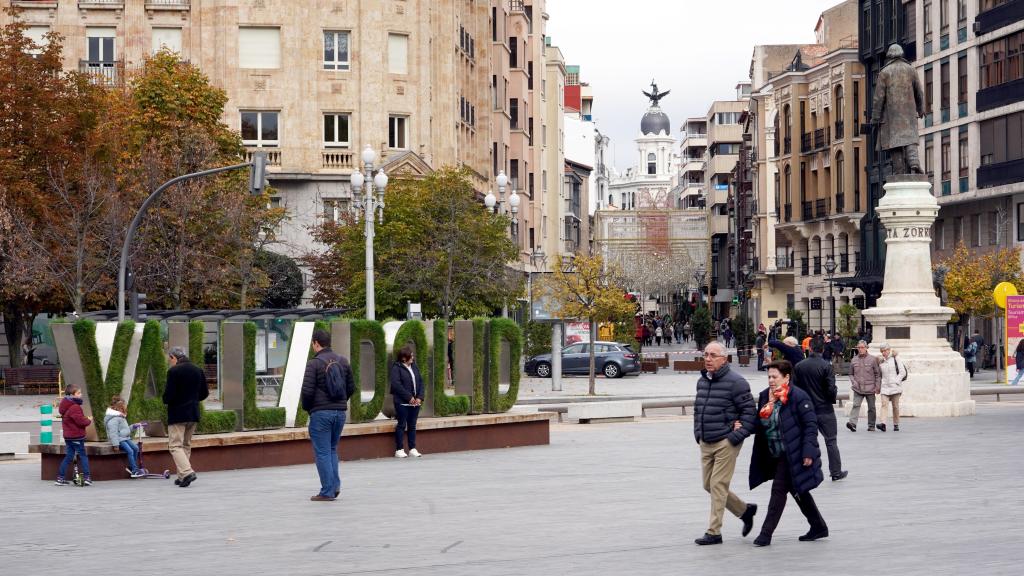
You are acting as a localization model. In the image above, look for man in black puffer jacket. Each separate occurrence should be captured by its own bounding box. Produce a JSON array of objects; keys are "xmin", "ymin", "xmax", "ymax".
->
[
  {"xmin": 792, "ymin": 339, "xmax": 847, "ymax": 481},
  {"xmin": 693, "ymin": 342, "xmax": 758, "ymax": 546}
]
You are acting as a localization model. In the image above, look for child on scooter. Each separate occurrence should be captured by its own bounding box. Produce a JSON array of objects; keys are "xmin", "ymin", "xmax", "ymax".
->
[
  {"xmin": 104, "ymin": 396, "xmax": 143, "ymax": 478},
  {"xmin": 56, "ymin": 385, "xmax": 92, "ymax": 486}
]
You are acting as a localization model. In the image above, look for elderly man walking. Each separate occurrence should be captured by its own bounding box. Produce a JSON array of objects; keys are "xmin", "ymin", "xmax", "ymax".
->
[
  {"xmin": 693, "ymin": 342, "xmax": 758, "ymax": 545},
  {"xmin": 163, "ymin": 347, "xmax": 209, "ymax": 488},
  {"xmin": 847, "ymin": 340, "xmax": 882, "ymax": 432}
]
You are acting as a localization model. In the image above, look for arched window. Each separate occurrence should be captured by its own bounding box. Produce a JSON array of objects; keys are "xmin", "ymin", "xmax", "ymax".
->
[
  {"xmin": 834, "ymin": 85, "xmax": 844, "ymax": 132},
  {"xmin": 835, "ymin": 152, "xmax": 845, "ymax": 209},
  {"xmin": 783, "ymin": 104, "xmax": 792, "ymax": 152},
  {"xmin": 784, "ymin": 164, "xmax": 792, "ymax": 204},
  {"xmin": 647, "ymin": 153, "xmax": 657, "ymax": 175}
]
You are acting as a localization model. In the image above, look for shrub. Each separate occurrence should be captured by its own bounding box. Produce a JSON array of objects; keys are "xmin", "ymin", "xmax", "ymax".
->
[
  {"xmin": 347, "ymin": 320, "xmax": 387, "ymax": 423},
  {"xmin": 431, "ymin": 320, "xmax": 470, "ymax": 416},
  {"xmin": 72, "ymin": 319, "xmax": 136, "ymax": 441},
  {"xmin": 471, "ymin": 318, "xmax": 487, "ymax": 413},
  {"xmin": 487, "ymin": 317, "xmax": 522, "ymax": 413},
  {"xmin": 523, "ymin": 320, "xmax": 552, "ymax": 359},
  {"xmin": 691, "ymin": 306, "xmax": 713, "ymax": 350},
  {"xmin": 242, "ymin": 322, "xmax": 286, "ymax": 429},
  {"xmin": 126, "ymin": 320, "xmax": 168, "ymax": 431}
]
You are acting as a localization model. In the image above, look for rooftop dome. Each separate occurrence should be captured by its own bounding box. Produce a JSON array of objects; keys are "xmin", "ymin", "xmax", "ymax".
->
[{"xmin": 641, "ymin": 107, "xmax": 671, "ymax": 136}]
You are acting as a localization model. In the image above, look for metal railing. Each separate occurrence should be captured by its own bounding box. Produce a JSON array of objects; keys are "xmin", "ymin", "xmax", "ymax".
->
[
  {"xmin": 815, "ymin": 198, "xmax": 829, "ymax": 218},
  {"xmin": 801, "ymin": 133, "xmax": 812, "ymax": 153},
  {"xmin": 146, "ymin": 0, "xmax": 191, "ymax": 5},
  {"xmin": 802, "ymin": 201, "xmax": 812, "ymax": 220},
  {"xmin": 835, "ymin": 193, "xmax": 845, "ymax": 213},
  {"xmin": 78, "ymin": 60, "xmax": 122, "ymax": 85}
]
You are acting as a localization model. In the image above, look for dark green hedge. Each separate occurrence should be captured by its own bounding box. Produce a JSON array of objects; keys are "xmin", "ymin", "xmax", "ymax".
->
[
  {"xmin": 126, "ymin": 320, "xmax": 168, "ymax": 431},
  {"xmin": 431, "ymin": 320, "xmax": 469, "ymax": 416},
  {"xmin": 242, "ymin": 321, "xmax": 286, "ymax": 430},
  {"xmin": 487, "ymin": 317, "xmax": 522, "ymax": 413},
  {"xmin": 347, "ymin": 320, "xmax": 387, "ymax": 423},
  {"xmin": 190, "ymin": 320, "xmax": 237, "ymax": 434},
  {"xmin": 472, "ymin": 318, "xmax": 487, "ymax": 413}
]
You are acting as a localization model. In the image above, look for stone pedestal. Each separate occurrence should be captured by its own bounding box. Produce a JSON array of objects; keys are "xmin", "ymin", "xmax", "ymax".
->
[{"xmin": 860, "ymin": 177, "xmax": 975, "ymax": 417}]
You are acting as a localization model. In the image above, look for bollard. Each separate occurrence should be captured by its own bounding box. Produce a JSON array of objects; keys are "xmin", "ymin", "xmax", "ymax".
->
[{"xmin": 40, "ymin": 404, "xmax": 53, "ymax": 444}]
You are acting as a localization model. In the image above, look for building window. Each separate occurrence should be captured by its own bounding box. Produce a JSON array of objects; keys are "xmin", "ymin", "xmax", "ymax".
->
[
  {"xmin": 980, "ymin": 32, "xmax": 1024, "ymax": 90},
  {"xmin": 152, "ymin": 28, "xmax": 182, "ymax": 54},
  {"xmin": 958, "ymin": 53, "xmax": 968, "ymax": 107},
  {"xmin": 973, "ymin": 213, "xmax": 983, "ymax": 247},
  {"xmin": 86, "ymin": 27, "xmax": 116, "ymax": 74},
  {"xmin": 924, "ymin": 0, "xmax": 933, "ymax": 42},
  {"xmin": 323, "ymin": 198, "xmax": 350, "ymax": 223},
  {"xmin": 954, "ymin": 216, "xmax": 963, "ymax": 246},
  {"xmin": 510, "ymin": 98, "xmax": 519, "ymax": 129},
  {"xmin": 836, "ymin": 152, "xmax": 844, "ymax": 198},
  {"xmin": 388, "ymin": 33, "xmax": 409, "ymax": 75},
  {"xmin": 1018, "ymin": 203, "xmax": 1024, "ymax": 241},
  {"xmin": 715, "ymin": 112, "xmax": 740, "ymax": 124},
  {"xmin": 241, "ymin": 111, "xmax": 279, "ymax": 147},
  {"xmin": 982, "ymin": 0, "xmax": 1011, "ymax": 10},
  {"xmin": 388, "ymin": 115, "xmax": 408, "ymax": 149},
  {"xmin": 924, "ymin": 66, "xmax": 934, "ymax": 113},
  {"xmin": 990, "ymin": 211, "xmax": 1000, "ymax": 245},
  {"xmin": 940, "ymin": 0, "xmax": 949, "ymax": 31},
  {"xmin": 958, "ymin": 0, "xmax": 968, "ymax": 22},
  {"xmin": 509, "ymin": 36, "xmax": 518, "ymax": 68},
  {"xmin": 853, "ymin": 80, "xmax": 860, "ymax": 134},
  {"xmin": 784, "ymin": 165, "xmax": 792, "ymax": 205},
  {"xmin": 941, "ymin": 132, "xmax": 951, "ymax": 181},
  {"xmin": 935, "ymin": 218, "xmax": 945, "ymax": 249},
  {"xmin": 25, "ymin": 26, "xmax": 49, "ymax": 53},
  {"xmin": 940, "ymin": 60, "xmax": 950, "ymax": 115},
  {"xmin": 890, "ymin": 0, "xmax": 898, "ymax": 42},
  {"xmin": 925, "ymin": 136, "xmax": 935, "ymax": 178},
  {"xmin": 647, "ymin": 153, "xmax": 657, "ymax": 175},
  {"xmin": 323, "ymin": 31, "xmax": 350, "ymax": 70},
  {"xmin": 239, "ymin": 27, "xmax": 281, "ymax": 69},
  {"xmin": 323, "ymin": 113, "xmax": 350, "ymax": 147},
  {"xmin": 980, "ymin": 110, "xmax": 1024, "ymax": 167},
  {"xmin": 958, "ymin": 130, "xmax": 969, "ymax": 176}
]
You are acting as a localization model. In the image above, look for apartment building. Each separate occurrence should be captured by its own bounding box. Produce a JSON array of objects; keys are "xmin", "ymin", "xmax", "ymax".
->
[
  {"xmin": 678, "ymin": 118, "xmax": 707, "ymax": 210},
  {"xmin": 705, "ymin": 85, "xmax": 749, "ymax": 318},
  {"xmin": 541, "ymin": 38, "xmax": 566, "ymax": 265}
]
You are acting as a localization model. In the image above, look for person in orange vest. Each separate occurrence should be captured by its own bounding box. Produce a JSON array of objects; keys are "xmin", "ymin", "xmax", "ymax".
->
[{"xmin": 802, "ymin": 335, "xmax": 812, "ymax": 358}]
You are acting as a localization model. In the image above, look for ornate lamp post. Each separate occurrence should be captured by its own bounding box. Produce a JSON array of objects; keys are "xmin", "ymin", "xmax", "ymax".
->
[
  {"xmin": 824, "ymin": 254, "xmax": 838, "ymax": 335},
  {"xmin": 484, "ymin": 169, "xmax": 520, "ymax": 242},
  {"xmin": 349, "ymin": 145, "xmax": 388, "ymax": 320}
]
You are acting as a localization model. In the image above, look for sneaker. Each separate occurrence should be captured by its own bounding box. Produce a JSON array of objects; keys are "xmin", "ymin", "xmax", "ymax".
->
[
  {"xmin": 846, "ymin": 422, "xmax": 857, "ymax": 432},
  {"xmin": 310, "ymin": 495, "xmax": 335, "ymax": 502},
  {"xmin": 130, "ymin": 470, "xmax": 145, "ymax": 479},
  {"xmin": 82, "ymin": 478, "xmax": 93, "ymax": 486},
  {"xmin": 395, "ymin": 449, "xmax": 408, "ymax": 458},
  {"xmin": 408, "ymin": 448, "xmax": 422, "ymax": 458},
  {"xmin": 54, "ymin": 477, "xmax": 67, "ymax": 486},
  {"xmin": 178, "ymin": 472, "xmax": 196, "ymax": 488},
  {"xmin": 876, "ymin": 423, "xmax": 887, "ymax": 432},
  {"xmin": 894, "ymin": 425, "xmax": 900, "ymax": 431}
]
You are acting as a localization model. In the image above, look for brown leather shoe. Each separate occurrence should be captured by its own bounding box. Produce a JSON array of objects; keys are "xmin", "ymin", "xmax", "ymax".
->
[{"xmin": 310, "ymin": 495, "xmax": 336, "ymax": 502}]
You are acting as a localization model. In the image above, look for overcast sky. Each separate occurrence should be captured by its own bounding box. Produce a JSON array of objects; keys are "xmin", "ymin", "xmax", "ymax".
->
[{"xmin": 545, "ymin": 0, "xmax": 845, "ymax": 171}]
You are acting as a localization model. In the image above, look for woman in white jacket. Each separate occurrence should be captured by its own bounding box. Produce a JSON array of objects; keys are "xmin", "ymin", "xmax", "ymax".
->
[{"xmin": 877, "ymin": 342, "xmax": 907, "ymax": 432}]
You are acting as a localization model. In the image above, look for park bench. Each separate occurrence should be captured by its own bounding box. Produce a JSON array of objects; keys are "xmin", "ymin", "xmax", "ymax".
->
[
  {"xmin": 0, "ymin": 432, "xmax": 30, "ymax": 460},
  {"xmin": 2, "ymin": 367, "xmax": 61, "ymax": 395},
  {"xmin": 567, "ymin": 400, "xmax": 642, "ymax": 424}
]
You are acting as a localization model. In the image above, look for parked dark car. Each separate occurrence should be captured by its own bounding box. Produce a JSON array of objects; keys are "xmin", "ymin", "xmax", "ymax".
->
[{"xmin": 524, "ymin": 341, "xmax": 640, "ymax": 379}]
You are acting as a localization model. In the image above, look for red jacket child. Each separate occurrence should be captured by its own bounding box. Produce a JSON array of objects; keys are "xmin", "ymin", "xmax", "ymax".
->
[{"xmin": 59, "ymin": 394, "xmax": 92, "ymax": 440}]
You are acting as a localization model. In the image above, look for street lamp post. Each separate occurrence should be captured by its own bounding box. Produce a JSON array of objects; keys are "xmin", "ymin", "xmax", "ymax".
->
[
  {"xmin": 693, "ymin": 265, "xmax": 707, "ymax": 308},
  {"xmin": 349, "ymin": 145, "xmax": 389, "ymax": 321},
  {"xmin": 824, "ymin": 254, "xmax": 838, "ymax": 335}
]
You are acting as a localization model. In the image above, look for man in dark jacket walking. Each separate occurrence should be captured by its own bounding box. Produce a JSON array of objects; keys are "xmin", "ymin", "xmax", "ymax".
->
[
  {"xmin": 792, "ymin": 339, "xmax": 847, "ymax": 481},
  {"xmin": 693, "ymin": 342, "xmax": 758, "ymax": 545},
  {"xmin": 163, "ymin": 347, "xmax": 209, "ymax": 488},
  {"xmin": 301, "ymin": 329, "xmax": 355, "ymax": 502}
]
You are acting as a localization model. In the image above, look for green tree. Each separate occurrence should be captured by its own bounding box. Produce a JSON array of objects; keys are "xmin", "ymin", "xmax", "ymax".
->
[
  {"xmin": 691, "ymin": 305, "xmax": 713, "ymax": 350},
  {"xmin": 786, "ymin": 308, "xmax": 809, "ymax": 340},
  {"xmin": 838, "ymin": 303, "xmax": 860, "ymax": 356},
  {"xmin": 305, "ymin": 167, "xmax": 522, "ymax": 319},
  {"xmin": 536, "ymin": 254, "xmax": 635, "ymax": 395},
  {"xmin": 255, "ymin": 251, "xmax": 304, "ymax": 308},
  {"xmin": 523, "ymin": 320, "xmax": 552, "ymax": 359}
]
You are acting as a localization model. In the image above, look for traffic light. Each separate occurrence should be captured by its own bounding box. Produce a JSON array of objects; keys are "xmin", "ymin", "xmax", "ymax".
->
[
  {"xmin": 129, "ymin": 291, "xmax": 147, "ymax": 320},
  {"xmin": 249, "ymin": 151, "xmax": 268, "ymax": 195}
]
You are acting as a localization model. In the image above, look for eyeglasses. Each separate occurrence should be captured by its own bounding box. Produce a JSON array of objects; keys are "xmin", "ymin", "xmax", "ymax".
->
[{"xmin": 703, "ymin": 353, "xmax": 724, "ymax": 358}]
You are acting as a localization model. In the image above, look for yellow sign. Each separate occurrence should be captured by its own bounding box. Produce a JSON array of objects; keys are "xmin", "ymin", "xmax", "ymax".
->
[{"xmin": 994, "ymin": 282, "xmax": 1018, "ymax": 309}]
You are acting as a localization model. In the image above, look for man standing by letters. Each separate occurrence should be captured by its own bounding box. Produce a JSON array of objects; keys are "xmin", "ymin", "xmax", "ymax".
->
[{"xmin": 869, "ymin": 44, "xmax": 925, "ymax": 175}]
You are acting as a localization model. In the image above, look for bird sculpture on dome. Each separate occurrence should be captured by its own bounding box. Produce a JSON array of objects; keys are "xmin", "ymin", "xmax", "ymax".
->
[{"xmin": 642, "ymin": 79, "xmax": 670, "ymax": 107}]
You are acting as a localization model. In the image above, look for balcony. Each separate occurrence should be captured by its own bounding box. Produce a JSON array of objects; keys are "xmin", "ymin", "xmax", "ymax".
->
[
  {"xmin": 801, "ymin": 201, "xmax": 812, "ymax": 221},
  {"xmin": 834, "ymin": 121, "xmax": 844, "ymax": 141},
  {"xmin": 978, "ymin": 158, "xmax": 1024, "ymax": 189},
  {"xmin": 800, "ymin": 257, "xmax": 809, "ymax": 276},
  {"xmin": 783, "ymin": 203, "xmax": 792, "ymax": 222},
  {"xmin": 801, "ymin": 133, "xmax": 812, "ymax": 153},
  {"xmin": 145, "ymin": 0, "xmax": 191, "ymax": 7},
  {"xmin": 976, "ymin": 1, "xmax": 1024, "ymax": 35},
  {"xmin": 79, "ymin": 60, "xmax": 121, "ymax": 86},
  {"xmin": 321, "ymin": 150, "xmax": 353, "ymax": 170},
  {"xmin": 815, "ymin": 198, "xmax": 830, "ymax": 219},
  {"xmin": 813, "ymin": 127, "xmax": 828, "ymax": 150},
  {"xmin": 79, "ymin": 0, "xmax": 124, "ymax": 6},
  {"xmin": 977, "ymin": 79, "xmax": 1024, "ymax": 112},
  {"xmin": 246, "ymin": 148, "xmax": 281, "ymax": 167},
  {"xmin": 813, "ymin": 256, "xmax": 821, "ymax": 276},
  {"xmin": 835, "ymin": 193, "xmax": 844, "ymax": 214}
]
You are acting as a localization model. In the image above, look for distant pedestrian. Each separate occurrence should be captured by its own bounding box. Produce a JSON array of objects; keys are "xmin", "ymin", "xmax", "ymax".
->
[
  {"xmin": 801, "ymin": 335, "xmax": 812, "ymax": 358},
  {"xmin": 829, "ymin": 334, "xmax": 846, "ymax": 366},
  {"xmin": 755, "ymin": 331, "xmax": 766, "ymax": 371},
  {"xmin": 692, "ymin": 342, "xmax": 758, "ymax": 545},
  {"xmin": 846, "ymin": 340, "xmax": 881, "ymax": 432},
  {"xmin": 963, "ymin": 337, "xmax": 978, "ymax": 378},
  {"xmin": 723, "ymin": 327, "xmax": 733, "ymax": 348},
  {"xmin": 390, "ymin": 345, "xmax": 425, "ymax": 458},
  {"xmin": 769, "ymin": 335, "xmax": 805, "ymax": 367},
  {"xmin": 683, "ymin": 322, "xmax": 692, "ymax": 343},
  {"xmin": 301, "ymin": 329, "xmax": 355, "ymax": 501},
  {"xmin": 104, "ymin": 396, "xmax": 143, "ymax": 478},
  {"xmin": 877, "ymin": 343, "xmax": 906, "ymax": 432},
  {"xmin": 55, "ymin": 384, "xmax": 92, "ymax": 486},
  {"xmin": 1012, "ymin": 340, "xmax": 1024, "ymax": 386},
  {"xmin": 675, "ymin": 322, "xmax": 683, "ymax": 344},
  {"xmin": 821, "ymin": 334, "xmax": 833, "ymax": 362},
  {"xmin": 655, "ymin": 325, "xmax": 664, "ymax": 346},
  {"xmin": 164, "ymin": 346, "xmax": 209, "ymax": 488},
  {"xmin": 792, "ymin": 339, "xmax": 846, "ymax": 481},
  {"xmin": 749, "ymin": 360, "xmax": 829, "ymax": 546}
]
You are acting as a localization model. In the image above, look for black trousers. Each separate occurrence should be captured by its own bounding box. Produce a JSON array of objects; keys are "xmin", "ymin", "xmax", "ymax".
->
[
  {"xmin": 394, "ymin": 404, "xmax": 420, "ymax": 450},
  {"xmin": 759, "ymin": 457, "xmax": 827, "ymax": 539},
  {"xmin": 816, "ymin": 410, "xmax": 842, "ymax": 477}
]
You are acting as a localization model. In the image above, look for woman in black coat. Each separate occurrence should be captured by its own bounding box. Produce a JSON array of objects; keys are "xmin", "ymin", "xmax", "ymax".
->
[
  {"xmin": 389, "ymin": 345, "xmax": 425, "ymax": 458},
  {"xmin": 748, "ymin": 360, "xmax": 828, "ymax": 546}
]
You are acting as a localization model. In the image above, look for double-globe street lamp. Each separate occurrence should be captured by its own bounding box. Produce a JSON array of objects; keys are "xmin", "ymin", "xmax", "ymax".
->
[
  {"xmin": 824, "ymin": 254, "xmax": 838, "ymax": 335},
  {"xmin": 484, "ymin": 169, "xmax": 521, "ymax": 242},
  {"xmin": 349, "ymin": 145, "xmax": 389, "ymax": 321}
]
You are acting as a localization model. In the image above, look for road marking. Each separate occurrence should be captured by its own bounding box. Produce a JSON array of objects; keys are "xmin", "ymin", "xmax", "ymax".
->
[
  {"xmin": 441, "ymin": 540, "xmax": 463, "ymax": 554},
  {"xmin": 314, "ymin": 540, "xmax": 332, "ymax": 552}
]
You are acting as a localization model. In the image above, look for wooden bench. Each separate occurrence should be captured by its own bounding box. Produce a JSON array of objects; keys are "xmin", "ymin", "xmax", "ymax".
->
[{"xmin": 2, "ymin": 367, "xmax": 61, "ymax": 395}]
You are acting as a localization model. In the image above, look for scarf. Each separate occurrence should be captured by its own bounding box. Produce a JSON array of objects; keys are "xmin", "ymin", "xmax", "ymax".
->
[{"xmin": 758, "ymin": 381, "xmax": 790, "ymax": 418}]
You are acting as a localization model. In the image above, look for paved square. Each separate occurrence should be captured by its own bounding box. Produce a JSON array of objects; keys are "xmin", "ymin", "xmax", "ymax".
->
[{"xmin": 2, "ymin": 403, "xmax": 1022, "ymax": 575}]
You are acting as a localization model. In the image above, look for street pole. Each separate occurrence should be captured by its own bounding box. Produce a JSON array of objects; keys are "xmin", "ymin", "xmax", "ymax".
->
[
  {"xmin": 117, "ymin": 160, "xmax": 259, "ymax": 322},
  {"xmin": 551, "ymin": 322, "xmax": 563, "ymax": 392},
  {"xmin": 363, "ymin": 160, "xmax": 375, "ymax": 321}
]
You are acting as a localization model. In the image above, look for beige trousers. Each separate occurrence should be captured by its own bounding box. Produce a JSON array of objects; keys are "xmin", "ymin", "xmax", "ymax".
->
[
  {"xmin": 167, "ymin": 422, "xmax": 196, "ymax": 478},
  {"xmin": 700, "ymin": 438, "xmax": 748, "ymax": 535},
  {"xmin": 880, "ymin": 393, "xmax": 901, "ymax": 426}
]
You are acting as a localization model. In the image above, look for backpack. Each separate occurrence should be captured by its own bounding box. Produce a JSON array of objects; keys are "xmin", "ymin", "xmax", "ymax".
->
[{"xmin": 324, "ymin": 359, "xmax": 349, "ymax": 402}]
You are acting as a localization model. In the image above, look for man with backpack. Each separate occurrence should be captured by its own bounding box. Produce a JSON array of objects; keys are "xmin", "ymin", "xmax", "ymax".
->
[{"xmin": 301, "ymin": 329, "xmax": 355, "ymax": 502}]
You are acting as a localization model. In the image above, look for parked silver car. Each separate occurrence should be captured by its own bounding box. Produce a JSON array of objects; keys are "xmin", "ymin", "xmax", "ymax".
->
[{"xmin": 524, "ymin": 341, "xmax": 640, "ymax": 379}]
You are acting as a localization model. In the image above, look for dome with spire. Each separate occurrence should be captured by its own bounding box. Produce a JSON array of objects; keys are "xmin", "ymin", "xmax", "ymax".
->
[{"xmin": 641, "ymin": 107, "xmax": 671, "ymax": 136}]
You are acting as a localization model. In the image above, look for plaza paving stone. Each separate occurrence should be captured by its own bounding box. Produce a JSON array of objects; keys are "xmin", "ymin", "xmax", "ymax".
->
[{"xmin": 1, "ymin": 401, "xmax": 1022, "ymax": 575}]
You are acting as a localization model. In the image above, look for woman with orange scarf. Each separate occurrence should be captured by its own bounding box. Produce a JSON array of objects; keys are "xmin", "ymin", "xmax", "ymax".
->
[{"xmin": 747, "ymin": 360, "xmax": 828, "ymax": 546}]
